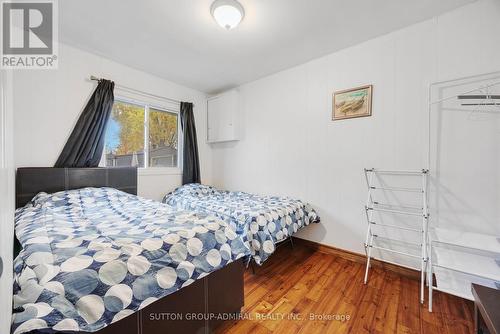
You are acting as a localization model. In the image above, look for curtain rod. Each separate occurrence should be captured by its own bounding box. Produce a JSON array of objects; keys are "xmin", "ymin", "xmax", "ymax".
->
[{"xmin": 90, "ymin": 75, "xmax": 190, "ymax": 106}]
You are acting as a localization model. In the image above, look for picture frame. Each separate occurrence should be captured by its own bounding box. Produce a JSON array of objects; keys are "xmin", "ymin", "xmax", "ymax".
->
[{"xmin": 332, "ymin": 85, "xmax": 373, "ymax": 120}]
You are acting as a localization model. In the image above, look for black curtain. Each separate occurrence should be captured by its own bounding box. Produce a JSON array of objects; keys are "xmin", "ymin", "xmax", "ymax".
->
[
  {"xmin": 54, "ymin": 80, "xmax": 115, "ymax": 168},
  {"xmin": 180, "ymin": 102, "xmax": 201, "ymax": 184}
]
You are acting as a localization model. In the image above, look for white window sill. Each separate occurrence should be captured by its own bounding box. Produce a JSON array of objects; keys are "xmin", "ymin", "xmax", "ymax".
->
[{"xmin": 138, "ymin": 167, "xmax": 182, "ymax": 176}]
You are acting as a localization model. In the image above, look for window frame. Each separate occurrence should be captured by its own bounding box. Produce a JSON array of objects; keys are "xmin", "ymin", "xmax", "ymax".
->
[{"xmin": 104, "ymin": 96, "xmax": 183, "ymax": 175}]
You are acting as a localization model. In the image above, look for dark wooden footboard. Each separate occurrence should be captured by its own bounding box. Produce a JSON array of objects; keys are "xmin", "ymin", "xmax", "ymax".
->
[{"xmin": 87, "ymin": 258, "xmax": 245, "ymax": 334}]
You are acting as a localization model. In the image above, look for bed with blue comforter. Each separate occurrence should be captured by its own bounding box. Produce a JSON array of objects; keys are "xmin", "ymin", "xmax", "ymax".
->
[
  {"xmin": 163, "ymin": 184, "xmax": 320, "ymax": 265},
  {"xmin": 12, "ymin": 187, "xmax": 250, "ymax": 334}
]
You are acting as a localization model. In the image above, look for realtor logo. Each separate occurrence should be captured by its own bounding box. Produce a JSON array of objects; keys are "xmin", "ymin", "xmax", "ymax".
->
[{"xmin": 1, "ymin": 0, "xmax": 58, "ymax": 69}]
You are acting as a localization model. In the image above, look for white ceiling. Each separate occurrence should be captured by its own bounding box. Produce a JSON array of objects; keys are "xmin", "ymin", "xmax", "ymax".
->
[{"xmin": 60, "ymin": 0, "xmax": 474, "ymax": 94}]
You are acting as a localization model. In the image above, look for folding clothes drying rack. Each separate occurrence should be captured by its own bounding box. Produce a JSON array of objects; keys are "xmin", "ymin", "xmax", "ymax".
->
[{"xmin": 363, "ymin": 168, "xmax": 429, "ymax": 304}]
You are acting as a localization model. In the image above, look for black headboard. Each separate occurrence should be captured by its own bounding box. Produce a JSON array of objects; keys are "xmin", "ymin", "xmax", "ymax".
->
[{"xmin": 16, "ymin": 167, "xmax": 137, "ymax": 209}]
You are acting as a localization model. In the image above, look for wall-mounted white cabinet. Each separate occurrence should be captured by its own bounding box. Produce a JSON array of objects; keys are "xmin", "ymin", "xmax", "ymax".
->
[{"xmin": 207, "ymin": 90, "xmax": 240, "ymax": 143}]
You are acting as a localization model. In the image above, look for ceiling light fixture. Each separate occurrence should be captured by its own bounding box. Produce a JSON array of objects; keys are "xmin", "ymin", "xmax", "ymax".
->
[{"xmin": 210, "ymin": 0, "xmax": 245, "ymax": 30}]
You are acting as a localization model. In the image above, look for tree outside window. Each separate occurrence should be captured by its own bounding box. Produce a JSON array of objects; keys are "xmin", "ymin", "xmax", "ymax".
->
[{"xmin": 104, "ymin": 100, "xmax": 179, "ymax": 168}]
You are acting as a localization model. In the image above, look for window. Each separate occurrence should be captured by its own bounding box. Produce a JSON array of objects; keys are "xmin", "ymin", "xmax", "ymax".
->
[{"xmin": 104, "ymin": 100, "xmax": 179, "ymax": 168}]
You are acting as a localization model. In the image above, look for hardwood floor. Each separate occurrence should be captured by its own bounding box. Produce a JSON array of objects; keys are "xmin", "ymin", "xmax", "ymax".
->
[{"xmin": 217, "ymin": 243, "xmax": 474, "ymax": 334}]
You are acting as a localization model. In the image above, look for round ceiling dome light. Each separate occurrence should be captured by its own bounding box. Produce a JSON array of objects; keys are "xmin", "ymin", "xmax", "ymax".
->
[{"xmin": 211, "ymin": 0, "xmax": 245, "ymax": 30}]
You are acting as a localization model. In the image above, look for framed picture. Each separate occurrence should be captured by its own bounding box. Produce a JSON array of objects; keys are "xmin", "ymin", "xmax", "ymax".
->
[{"xmin": 332, "ymin": 85, "xmax": 373, "ymax": 120}]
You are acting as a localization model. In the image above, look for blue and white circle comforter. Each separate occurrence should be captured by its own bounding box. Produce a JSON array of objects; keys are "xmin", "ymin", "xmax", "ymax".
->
[
  {"xmin": 12, "ymin": 187, "xmax": 250, "ymax": 334},
  {"xmin": 163, "ymin": 184, "xmax": 320, "ymax": 265}
]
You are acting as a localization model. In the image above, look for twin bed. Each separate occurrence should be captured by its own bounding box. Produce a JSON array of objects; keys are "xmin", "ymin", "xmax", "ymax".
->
[
  {"xmin": 12, "ymin": 167, "xmax": 319, "ymax": 334},
  {"xmin": 163, "ymin": 184, "xmax": 320, "ymax": 265}
]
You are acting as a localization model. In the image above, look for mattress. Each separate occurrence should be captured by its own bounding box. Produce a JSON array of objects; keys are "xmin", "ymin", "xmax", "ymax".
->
[
  {"xmin": 163, "ymin": 184, "xmax": 320, "ymax": 265},
  {"xmin": 12, "ymin": 187, "xmax": 250, "ymax": 334}
]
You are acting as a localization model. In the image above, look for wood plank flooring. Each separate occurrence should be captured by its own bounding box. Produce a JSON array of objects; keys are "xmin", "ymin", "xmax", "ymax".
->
[{"xmin": 217, "ymin": 243, "xmax": 474, "ymax": 334}]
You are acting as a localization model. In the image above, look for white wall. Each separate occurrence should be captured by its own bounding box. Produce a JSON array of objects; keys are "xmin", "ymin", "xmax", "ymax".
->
[
  {"xmin": 0, "ymin": 70, "xmax": 15, "ymax": 334},
  {"xmin": 13, "ymin": 43, "xmax": 211, "ymax": 200},
  {"xmin": 210, "ymin": 0, "xmax": 500, "ymax": 260}
]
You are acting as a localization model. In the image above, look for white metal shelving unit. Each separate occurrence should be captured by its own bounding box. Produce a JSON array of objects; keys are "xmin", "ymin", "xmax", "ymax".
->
[
  {"xmin": 363, "ymin": 168, "xmax": 429, "ymax": 304},
  {"xmin": 428, "ymin": 228, "xmax": 500, "ymax": 312},
  {"xmin": 426, "ymin": 71, "xmax": 500, "ymax": 312}
]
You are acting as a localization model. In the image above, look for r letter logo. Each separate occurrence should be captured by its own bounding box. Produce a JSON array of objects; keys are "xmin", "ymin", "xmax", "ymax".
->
[{"xmin": 1, "ymin": 0, "xmax": 58, "ymax": 69}]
